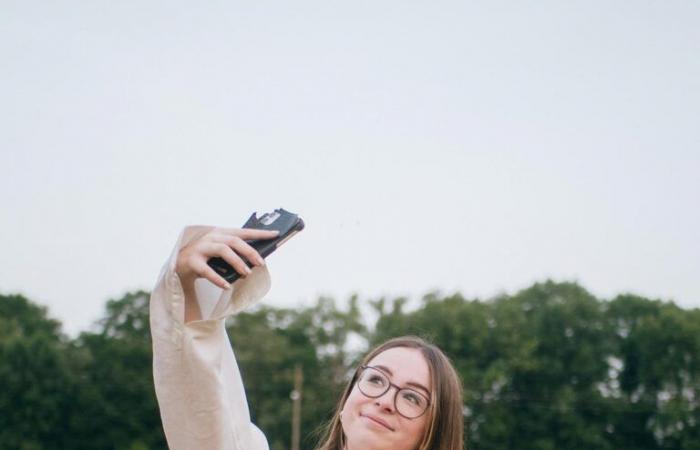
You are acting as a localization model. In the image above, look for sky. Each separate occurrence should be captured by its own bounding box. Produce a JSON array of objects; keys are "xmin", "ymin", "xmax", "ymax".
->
[{"xmin": 1, "ymin": 1, "xmax": 699, "ymax": 336}]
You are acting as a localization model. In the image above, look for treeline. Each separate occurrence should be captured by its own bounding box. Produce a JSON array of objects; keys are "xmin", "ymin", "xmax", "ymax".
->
[{"xmin": 1, "ymin": 281, "xmax": 699, "ymax": 450}]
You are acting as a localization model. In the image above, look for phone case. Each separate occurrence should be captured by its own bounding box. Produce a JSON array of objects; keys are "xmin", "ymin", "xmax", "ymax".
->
[{"xmin": 207, "ymin": 208, "xmax": 305, "ymax": 283}]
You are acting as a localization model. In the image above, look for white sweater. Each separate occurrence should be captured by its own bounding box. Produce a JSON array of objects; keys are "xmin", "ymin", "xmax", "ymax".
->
[{"xmin": 150, "ymin": 226, "xmax": 270, "ymax": 450}]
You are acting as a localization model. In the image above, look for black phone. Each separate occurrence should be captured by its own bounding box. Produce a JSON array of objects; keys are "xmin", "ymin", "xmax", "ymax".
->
[{"xmin": 207, "ymin": 208, "xmax": 305, "ymax": 283}]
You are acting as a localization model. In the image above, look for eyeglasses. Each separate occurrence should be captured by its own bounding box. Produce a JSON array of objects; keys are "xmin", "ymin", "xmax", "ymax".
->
[{"xmin": 356, "ymin": 365, "xmax": 431, "ymax": 419}]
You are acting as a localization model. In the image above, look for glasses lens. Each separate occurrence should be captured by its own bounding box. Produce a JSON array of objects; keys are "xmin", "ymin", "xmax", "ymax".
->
[
  {"xmin": 358, "ymin": 367, "xmax": 389, "ymax": 397},
  {"xmin": 396, "ymin": 388, "xmax": 429, "ymax": 418}
]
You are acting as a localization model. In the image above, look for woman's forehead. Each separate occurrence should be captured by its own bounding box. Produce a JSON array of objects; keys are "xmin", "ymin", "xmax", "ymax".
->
[{"xmin": 367, "ymin": 347, "xmax": 431, "ymax": 388}]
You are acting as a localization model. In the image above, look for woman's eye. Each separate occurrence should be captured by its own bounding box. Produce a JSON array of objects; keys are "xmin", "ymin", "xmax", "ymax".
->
[
  {"xmin": 403, "ymin": 391, "xmax": 423, "ymax": 406},
  {"xmin": 367, "ymin": 375, "xmax": 386, "ymax": 385}
]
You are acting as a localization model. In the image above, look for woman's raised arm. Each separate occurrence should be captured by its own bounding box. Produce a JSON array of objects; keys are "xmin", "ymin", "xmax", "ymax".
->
[{"xmin": 150, "ymin": 225, "xmax": 278, "ymax": 450}]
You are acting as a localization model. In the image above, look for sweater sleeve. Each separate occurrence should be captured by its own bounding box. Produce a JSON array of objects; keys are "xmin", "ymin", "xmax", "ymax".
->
[{"xmin": 150, "ymin": 226, "xmax": 270, "ymax": 450}]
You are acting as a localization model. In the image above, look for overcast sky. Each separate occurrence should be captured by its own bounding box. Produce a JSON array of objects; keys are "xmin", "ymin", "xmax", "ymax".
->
[{"xmin": 2, "ymin": 1, "xmax": 698, "ymax": 336}]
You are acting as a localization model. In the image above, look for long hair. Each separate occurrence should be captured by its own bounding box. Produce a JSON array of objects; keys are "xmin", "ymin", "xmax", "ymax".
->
[{"xmin": 314, "ymin": 336, "xmax": 464, "ymax": 450}]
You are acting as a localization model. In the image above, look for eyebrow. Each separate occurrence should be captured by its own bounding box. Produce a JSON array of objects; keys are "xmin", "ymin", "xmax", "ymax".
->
[{"xmin": 373, "ymin": 364, "xmax": 432, "ymax": 397}]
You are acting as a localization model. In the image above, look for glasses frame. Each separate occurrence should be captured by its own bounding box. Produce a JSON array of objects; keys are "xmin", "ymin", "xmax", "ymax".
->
[{"xmin": 356, "ymin": 365, "xmax": 432, "ymax": 419}]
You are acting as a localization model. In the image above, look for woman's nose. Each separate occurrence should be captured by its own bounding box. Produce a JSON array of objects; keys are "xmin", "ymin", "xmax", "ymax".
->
[{"xmin": 374, "ymin": 386, "xmax": 397, "ymax": 412}]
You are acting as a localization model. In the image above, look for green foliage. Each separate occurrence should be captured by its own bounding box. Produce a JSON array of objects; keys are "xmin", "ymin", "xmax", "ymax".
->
[
  {"xmin": 605, "ymin": 295, "xmax": 700, "ymax": 449},
  {"xmin": 0, "ymin": 294, "xmax": 73, "ymax": 449},
  {"xmin": 370, "ymin": 282, "xmax": 700, "ymax": 450},
  {"xmin": 66, "ymin": 290, "xmax": 166, "ymax": 450},
  {"xmin": 2, "ymin": 283, "xmax": 700, "ymax": 449},
  {"xmin": 228, "ymin": 296, "xmax": 366, "ymax": 450},
  {"xmin": 0, "ymin": 293, "xmax": 63, "ymax": 340}
]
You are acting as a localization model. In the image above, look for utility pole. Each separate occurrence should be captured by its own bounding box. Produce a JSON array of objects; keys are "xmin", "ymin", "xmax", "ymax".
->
[{"xmin": 290, "ymin": 364, "xmax": 303, "ymax": 450}]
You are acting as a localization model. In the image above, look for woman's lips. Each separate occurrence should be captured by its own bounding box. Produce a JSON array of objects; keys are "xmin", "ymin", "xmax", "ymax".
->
[{"xmin": 361, "ymin": 413, "xmax": 395, "ymax": 431}]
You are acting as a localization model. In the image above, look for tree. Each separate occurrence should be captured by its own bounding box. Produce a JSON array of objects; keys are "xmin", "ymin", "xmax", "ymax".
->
[
  {"xmin": 66, "ymin": 291, "xmax": 166, "ymax": 450},
  {"xmin": 4, "ymin": 282, "xmax": 700, "ymax": 449},
  {"xmin": 228, "ymin": 296, "xmax": 366, "ymax": 450},
  {"xmin": 372, "ymin": 282, "xmax": 616, "ymax": 450},
  {"xmin": 606, "ymin": 295, "xmax": 700, "ymax": 449},
  {"xmin": 0, "ymin": 294, "xmax": 74, "ymax": 449}
]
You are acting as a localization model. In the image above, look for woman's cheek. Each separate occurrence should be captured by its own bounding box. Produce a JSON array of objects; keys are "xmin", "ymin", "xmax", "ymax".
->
[{"xmin": 343, "ymin": 391, "xmax": 364, "ymax": 422}]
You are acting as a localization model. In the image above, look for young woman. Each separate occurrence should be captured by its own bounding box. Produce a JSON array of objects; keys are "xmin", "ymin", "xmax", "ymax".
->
[{"xmin": 150, "ymin": 226, "xmax": 464, "ymax": 450}]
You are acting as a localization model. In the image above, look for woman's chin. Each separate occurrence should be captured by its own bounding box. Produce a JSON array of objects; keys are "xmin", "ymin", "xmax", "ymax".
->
[{"xmin": 345, "ymin": 430, "xmax": 391, "ymax": 450}]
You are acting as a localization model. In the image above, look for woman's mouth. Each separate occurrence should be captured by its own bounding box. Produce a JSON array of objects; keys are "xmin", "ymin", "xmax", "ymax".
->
[{"xmin": 360, "ymin": 413, "xmax": 395, "ymax": 431}]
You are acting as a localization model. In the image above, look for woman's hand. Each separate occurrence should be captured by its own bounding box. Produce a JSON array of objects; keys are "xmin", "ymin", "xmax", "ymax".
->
[{"xmin": 176, "ymin": 227, "xmax": 280, "ymax": 290}]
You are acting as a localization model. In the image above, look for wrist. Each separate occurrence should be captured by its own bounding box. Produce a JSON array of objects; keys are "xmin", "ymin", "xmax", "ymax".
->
[
  {"xmin": 178, "ymin": 272, "xmax": 196, "ymax": 290},
  {"xmin": 178, "ymin": 272, "xmax": 202, "ymax": 323}
]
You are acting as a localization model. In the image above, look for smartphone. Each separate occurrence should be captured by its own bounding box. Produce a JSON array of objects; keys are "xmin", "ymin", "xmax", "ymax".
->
[{"xmin": 207, "ymin": 208, "xmax": 305, "ymax": 283}]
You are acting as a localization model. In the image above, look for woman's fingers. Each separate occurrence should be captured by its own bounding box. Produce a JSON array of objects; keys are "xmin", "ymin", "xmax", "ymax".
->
[
  {"xmin": 176, "ymin": 226, "xmax": 278, "ymax": 288},
  {"xmin": 216, "ymin": 227, "xmax": 280, "ymax": 241},
  {"xmin": 204, "ymin": 242, "xmax": 252, "ymax": 277},
  {"xmin": 193, "ymin": 260, "xmax": 231, "ymax": 290},
  {"xmin": 238, "ymin": 228, "xmax": 280, "ymax": 240},
  {"xmin": 211, "ymin": 235, "xmax": 265, "ymax": 266}
]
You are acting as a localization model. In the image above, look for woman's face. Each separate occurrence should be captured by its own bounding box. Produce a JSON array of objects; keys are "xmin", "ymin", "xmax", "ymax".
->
[{"xmin": 341, "ymin": 347, "xmax": 432, "ymax": 450}]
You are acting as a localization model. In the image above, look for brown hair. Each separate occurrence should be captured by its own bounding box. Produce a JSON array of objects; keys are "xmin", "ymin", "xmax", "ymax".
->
[{"xmin": 315, "ymin": 336, "xmax": 464, "ymax": 450}]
